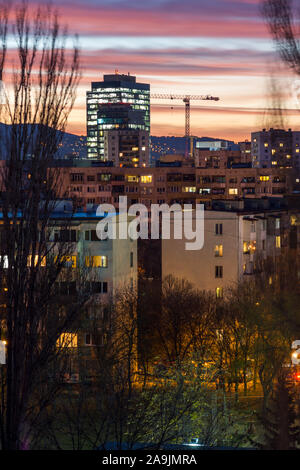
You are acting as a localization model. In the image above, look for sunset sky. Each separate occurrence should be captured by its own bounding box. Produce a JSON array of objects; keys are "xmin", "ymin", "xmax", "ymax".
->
[{"xmin": 30, "ymin": 0, "xmax": 300, "ymax": 140}]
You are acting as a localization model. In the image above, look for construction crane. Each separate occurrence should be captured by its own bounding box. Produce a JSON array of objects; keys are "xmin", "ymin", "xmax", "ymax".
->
[{"xmin": 151, "ymin": 94, "xmax": 220, "ymax": 138}]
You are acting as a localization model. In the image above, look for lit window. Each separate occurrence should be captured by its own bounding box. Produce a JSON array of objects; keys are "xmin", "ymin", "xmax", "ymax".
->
[
  {"xmin": 56, "ymin": 333, "xmax": 78, "ymax": 348},
  {"xmin": 264, "ymin": 142, "xmax": 269, "ymax": 147},
  {"xmin": 85, "ymin": 255, "xmax": 108, "ymax": 267},
  {"xmin": 291, "ymin": 215, "xmax": 297, "ymax": 226},
  {"xmin": 214, "ymin": 244, "xmax": 223, "ymax": 257},
  {"xmin": 243, "ymin": 241, "xmax": 250, "ymax": 254},
  {"xmin": 260, "ymin": 176, "xmax": 270, "ymax": 182},
  {"xmin": 183, "ymin": 186, "xmax": 196, "ymax": 193},
  {"xmin": 228, "ymin": 188, "xmax": 238, "ymax": 195},
  {"xmin": 55, "ymin": 255, "xmax": 76, "ymax": 268},
  {"xmin": 275, "ymin": 218, "xmax": 280, "ymax": 229},
  {"xmin": 27, "ymin": 255, "xmax": 46, "ymax": 267},
  {"xmin": 141, "ymin": 175, "xmax": 152, "ymax": 184},
  {"xmin": 127, "ymin": 175, "xmax": 139, "ymax": 182},
  {"xmin": 276, "ymin": 236, "xmax": 281, "ymax": 248},
  {"xmin": 0, "ymin": 256, "xmax": 8, "ymax": 268},
  {"xmin": 216, "ymin": 287, "xmax": 223, "ymax": 299},
  {"xmin": 243, "ymin": 241, "xmax": 256, "ymax": 254}
]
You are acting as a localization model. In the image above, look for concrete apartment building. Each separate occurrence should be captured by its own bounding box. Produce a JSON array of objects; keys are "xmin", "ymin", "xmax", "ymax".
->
[
  {"xmin": 194, "ymin": 149, "xmax": 244, "ymax": 169},
  {"xmin": 251, "ymin": 128, "xmax": 300, "ymax": 169},
  {"xmin": 161, "ymin": 200, "xmax": 286, "ymax": 295},
  {"xmin": 49, "ymin": 202, "xmax": 137, "ymax": 299},
  {"xmin": 49, "ymin": 160, "xmax": 299, "ymax": 211},
  {"xmin": 0, "ymin": 203, "xmax": 138, "ymax": 382},
  {"xmin": 103, "ymin": 128, "xmax": 149, "ymax": 168}
]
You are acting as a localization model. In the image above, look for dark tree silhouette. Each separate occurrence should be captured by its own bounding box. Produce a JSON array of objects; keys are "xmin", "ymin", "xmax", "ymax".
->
[
  {"xmin": 262, "ymin": 0, "xmax": 300, "ymax": 75},
  {"xmin": 0, "ymin": 1, "xmax": 81, "ymax": 450}
]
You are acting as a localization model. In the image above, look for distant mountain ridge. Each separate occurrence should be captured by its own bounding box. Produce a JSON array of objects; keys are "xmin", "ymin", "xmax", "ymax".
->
[
  {"xmin": 0, "ymin": 125, "xmax": 236, "ymax": 160},
  {"xmin": 0, "ymin": 123, "xmax": 87, "ymax": 159}
]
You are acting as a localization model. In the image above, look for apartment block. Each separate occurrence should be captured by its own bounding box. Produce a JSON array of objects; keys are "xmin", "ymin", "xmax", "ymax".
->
[
  {"xmin": 251, "ymin": 128, "xmax": 300, "ymax": 169},
  {"xmin": 50, "ymin": 161, "xmax": 299, "ymax": 210},
  {"xmin": 161, "ymin": 201, "xmax": 287, "ymax": 295}
]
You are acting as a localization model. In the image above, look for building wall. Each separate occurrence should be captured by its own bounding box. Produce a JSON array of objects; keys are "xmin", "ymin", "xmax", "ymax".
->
[
  {"xmin": 194, "ymin": 149, "xmax": 242, "ymax": 169},
  {"xmin": 161, "ymin": 209, "xmax": 283, "ymax": 294},
  {"xmin": 54, "ymin": 164, "xmax": 298, "ymax": 210},
  {"xmin": 251, "ymin": 128, "xmax": 300, "ymax": 169},
  {"xmin": 104, "ymin": 129, "xmax": 149, "ymax": 167}
]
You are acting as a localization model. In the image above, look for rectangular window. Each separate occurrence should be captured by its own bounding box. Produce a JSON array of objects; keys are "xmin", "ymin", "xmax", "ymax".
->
[
  {"xmin": 214, "ymin": 244, "xmax": 223, "ymax": 257},
  {"xmin": 215, "ymin": 223, "xmax": 223, "ymax": 235},
  {"xmin": 228, "ymin": 188, "xmax": 238, "ymax": 195},
  {"xmin": 91, "ymin": 230, "xmax": 98, "ymax": 241},
  {"xmin": 276, "ymin": 236, "xmax": 281, "ymax": 248},
  {"xmin": 71, "ymin": 173, "xmax": 84, "ymax": 182},
  {"xmin": 215, "ymin": 266, "xmax": 223, "ymax": 278},
  {"xmin": 56, "ymin": 333, "xmax": 77, "ymax": 348},
  {"xmin": 243, "ymin": 241, "xmax": 249, "ymax": 254},
  {"xmin": 85, "ymin": 333, "xmax": 91, "ymax": 345},
  {"xmin": 130, "ymin": 252, "xmax": 134, "ymax": 267},
  {"xmin": 56, "ymin": 255, "xmax": 76, "ymax": 268},
  {"xmin": 141, "ymin": 175, "xmax": 152, "ymax": 184},
  {"xmin": 0, "ymin": 255, "xmax": 8, "ymax": 268},
  {"xmin": 27, "ymin": 255, "xmax": 46, "ymax": 267},
  {"xmin": 216, "ymin": 287, "xmax": 223, "ymax": 299},
  {"xmin": 85, "ymin": 255, "xmax": 108, "ymax": 267}
]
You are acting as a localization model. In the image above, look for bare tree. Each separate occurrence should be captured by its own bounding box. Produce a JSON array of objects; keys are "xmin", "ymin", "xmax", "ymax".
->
[
  {"xmin": 262, "ymin": 0, "xmax": 300, "ymax": 75},
  {"xmin": 0, "ymin": 1, "xmax": 81, "ymax": 449}
]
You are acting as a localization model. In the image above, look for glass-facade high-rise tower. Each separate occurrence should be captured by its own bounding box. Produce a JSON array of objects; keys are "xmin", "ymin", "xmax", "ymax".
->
[{"xmin": 86, "ymin": 73, "xmax": 150, "ymax": 159}]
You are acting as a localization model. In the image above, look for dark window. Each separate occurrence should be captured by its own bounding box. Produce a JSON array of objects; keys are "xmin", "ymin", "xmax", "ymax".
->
[
  {"xmin": 215, "ymin": 223, "xmax": 223, "ymax": 235},
  {"xmin": 103, "ymin": 282, "xmax": 108, "ymax": 293},
  {"xmin": 215, "ymin": 266, "xmax": 223, "ymax": 278},
  {"xmin": 91, "ymin": 230, "xmax": 98, "ymax": 241},
  {"xmin": 85, "ymin": 334, "xmax": 91, "ymax": 345},
  {"xmin": 92, "ymin": 282, "xmax": 102, "ymax": 293}
]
